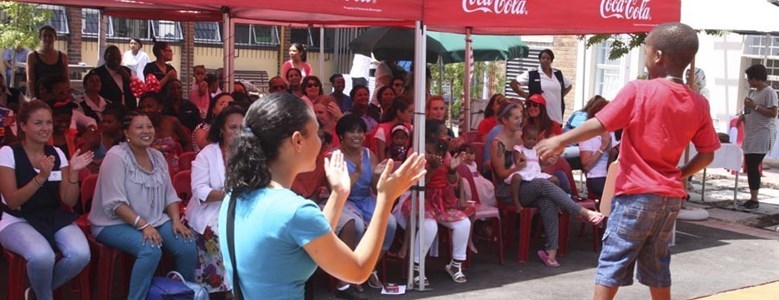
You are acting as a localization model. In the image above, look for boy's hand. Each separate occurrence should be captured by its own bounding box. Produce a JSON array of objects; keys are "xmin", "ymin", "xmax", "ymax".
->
[{"xmin": 536, "ymin": 137, "xmax": 564, "ymax": 160}]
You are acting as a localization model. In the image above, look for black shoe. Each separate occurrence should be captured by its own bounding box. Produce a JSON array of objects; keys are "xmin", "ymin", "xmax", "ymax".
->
[
  {"xmin": 739, "ymin": 200, "xmax": 759, "ymax": 211},
  {"xmin": 24, "ymin": 288, "xmax": 36, "ymax": 300},
  {"xmin": 334, "ymin": 285, "xmax": 368, "ymax": 300}
]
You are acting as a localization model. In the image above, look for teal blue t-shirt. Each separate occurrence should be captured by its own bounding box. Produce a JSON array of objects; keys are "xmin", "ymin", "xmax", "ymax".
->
[{"xmin": 218, "ymin": 188, "xmax": 331, "ymax": 299}]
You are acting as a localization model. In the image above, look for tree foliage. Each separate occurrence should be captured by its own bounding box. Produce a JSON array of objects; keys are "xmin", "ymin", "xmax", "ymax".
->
[
  {"xmin": 580, "ymin": 30, "xmax": 727, "ymax": 60},
  {"xmin": 0, "ymin": 2, "xmax": 51, "ymax": 50},
  {"xmin": 430, "ymin": 61, "xmax": 506, "ymax": 119}
]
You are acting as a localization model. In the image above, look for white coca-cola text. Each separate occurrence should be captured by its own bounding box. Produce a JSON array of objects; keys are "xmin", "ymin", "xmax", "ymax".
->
[
  {"xmin": 462, "ymin": 0, "xmax": 528, "ymax": 15},
  {"xmin": 600, "ymin": 0, "xmax": 652, "ymax": 20}
]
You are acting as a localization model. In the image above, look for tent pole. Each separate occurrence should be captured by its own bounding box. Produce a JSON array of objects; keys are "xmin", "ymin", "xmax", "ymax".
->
[
  {"xmin": 223, "ymin": 8, "xmax": 234, "ymax": 93},
  {"xmin": 408, "ymin": 20, "xmax": 428, "ymax": 292},
  {"xmin": 463, "ymin": 27, "xmax": 473, "ymax": 132},
  {"xmin": 320, "ymin": 27, "xmax": 325, "ymax": 81}
]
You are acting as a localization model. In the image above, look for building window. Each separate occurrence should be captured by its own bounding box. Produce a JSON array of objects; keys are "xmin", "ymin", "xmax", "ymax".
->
[
  {"xmin": 40, "ymin": 5, "xmax": 68, "ymax": 34},
  {"xmin": 594, "ymin": 41, "xmax": 625, "ymax": 99},
  {"xmin": 253, "ymin": 25, "xmax": 279, "ymax": 46},
  {"xmin": 290, "ymin": 27, "xmax": 314, "ymax": 47},
  {"xmin": 112, "ymin": 18, "xmax": 151, "ymax": 39},
  {"xmin": 194, "ymin": 22, "xmax": 220, "ymax": 43},
  {"xmin": 151, "ymin": 20, "xmax": 182, "ymax": 41},
  {"xmin": 744, "ymin": 35, "xmax": 779, "ymax": 57},
  {"xmin": 81, "ymin": 9, "xmax": 113, "ymax": 37},
  {"xmin": 234, "ymin": 24, "xmax": 252, "ymax": 45}
]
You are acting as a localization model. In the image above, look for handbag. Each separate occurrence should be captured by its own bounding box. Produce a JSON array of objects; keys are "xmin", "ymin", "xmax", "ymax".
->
[
  {"xmin": 146, "ymin": 271, "xmax": 210, "ymax": 300},
  {"xmin": 227, "ymin": 195, "xmax": 244, "ymax": 299}
]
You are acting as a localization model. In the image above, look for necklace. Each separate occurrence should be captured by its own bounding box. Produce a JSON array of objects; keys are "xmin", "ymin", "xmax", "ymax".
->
[{"xmin": 665, "ymin": 76, "xmax": 684, "ymax": 83}]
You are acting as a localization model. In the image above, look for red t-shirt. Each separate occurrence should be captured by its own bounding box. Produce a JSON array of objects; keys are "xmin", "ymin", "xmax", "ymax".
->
[
  {"xmin": 477, "ymin": 116, "xmax": 498, "ymax": 137},
  {"xmin": 596, "ymin": 79, "xmax": 720, "ymax": 198}
]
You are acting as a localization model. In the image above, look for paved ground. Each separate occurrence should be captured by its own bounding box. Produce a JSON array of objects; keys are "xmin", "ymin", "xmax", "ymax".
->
[{"xmin": 312, "ymin": 162, "xmax": 779, "ymax": 299}]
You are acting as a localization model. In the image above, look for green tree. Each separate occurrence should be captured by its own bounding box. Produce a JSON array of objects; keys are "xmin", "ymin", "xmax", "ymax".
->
[
  {"xmin": 0, "ymin": 2, "xmax": 51, "ymax": 50},
  {"xmin": 430, "ymin": 61, "xmax": 507, "ymax": 121},
  {"xmin": 581, "ymin": 31, "xmax": 726, "ymax": 60}
]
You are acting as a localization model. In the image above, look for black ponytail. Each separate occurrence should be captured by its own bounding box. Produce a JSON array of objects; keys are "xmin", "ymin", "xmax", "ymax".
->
[{"xmin": 225, "ymin": 92, "xmax": 312, "ymax": 200}]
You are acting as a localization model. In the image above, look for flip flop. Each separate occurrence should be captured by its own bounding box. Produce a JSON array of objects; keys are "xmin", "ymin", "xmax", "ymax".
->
[{"xmin": 537, "ymin": 250, "xmax": 560, "ymax": 268}]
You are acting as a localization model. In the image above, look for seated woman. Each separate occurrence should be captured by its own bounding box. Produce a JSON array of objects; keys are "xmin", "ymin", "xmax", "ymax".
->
[
  {"xmin": 0, "ymin": 100, "xmax": 92, "ymax": 300},
  {"xmin": 490, "ymin": 101, "xmax": 604, "ymax": 268},
  {"xmin": 163, "ymin": 79, "xmax": 202, "ymax": 131},
  {"xmin": 185, "ymin": 105, "xmax": 245, "ymax": 295},
  {"xmin": 76, "ymin": 71, "xmax": 112, "ymax": 122},
  {"xmin": 138, "ymin": 93, "xmax": 192, "ymax": 173},
  {"xmin": 313, "ymin": 95, "xmax": 343, "ymax": 149},
  {"xmin": 192, "ymin": 93, "xmax": 234, "ymax": 152},
  {"xmin": 524, "ymin": 94, "xmax": 572, "ymax": 192},
  {"xmin": 477, "ymin": 93, "xmax": 506, "ymax": 140},
  {"xmin": 218, "ymin": 92, "xmax": 425, "ymax": 298},
  {"xmin": 346, "ymin": 85, "xmax": 378, "ymax": 133},
  {"xmin": 372, "ymin": 96, "xmax": 413, "ymax": 162},
  {"xmin": 88, "ymin": 110, "xmax": 197, "ymax": 300},
  {"xmin": 400, "ymin": 119, "xmax": 473, "ymax": 284},
  {"xmin": 82, "ymin": 106, "xmax": 125, "ymax": 174},
  {"xmin": 300, "ymin": 76, "xmax": 324, "ymax": 107},
  {"xmin": 578, "ymin": 98, "xmax": 611, "ymax": 197},
  {"xmin": 336, "ymin": 114, "xmax": 398, "ymax": 289},
  {"xmin": 375, "ymin": 85, "xmax": 396, "ymax": 122}
]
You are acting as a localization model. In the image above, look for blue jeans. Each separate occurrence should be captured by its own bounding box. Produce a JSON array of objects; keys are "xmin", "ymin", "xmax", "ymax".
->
[
  {"xmin": 0, "ymin": 222, "xmax": 90, "ymax": 300},
  {"xmin": 595, "ymin": 194, "xmax": 681, "ymax": 288},
  {"xmin": 97, "ymin": 221, "xmax": 197, "ymax": 300}
]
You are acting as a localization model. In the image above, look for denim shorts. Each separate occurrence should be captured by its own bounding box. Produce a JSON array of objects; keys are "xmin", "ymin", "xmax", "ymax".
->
[{"xmin": 595, "ymin": 194, "xmax": 681, "ymax": 288}]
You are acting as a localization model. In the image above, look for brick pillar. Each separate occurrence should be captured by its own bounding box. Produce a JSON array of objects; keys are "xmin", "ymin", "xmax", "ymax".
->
[
  {"xmin": 66, "ymin": 7, "xmax": 82, "ymax": 64},
  {"xmin": 279, "ymin": 26, "xmax": 291, "ymax": 76},
  {"xmin": 181, "ymin": 22, "xmax": 195, "ymax": 98},
  {"xmin": 552, "ymin": 35, "xmax": 579, "ymax": 122}
]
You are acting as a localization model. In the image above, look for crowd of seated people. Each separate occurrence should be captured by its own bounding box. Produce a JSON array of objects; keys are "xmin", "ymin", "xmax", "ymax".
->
[{"xmin": 0, "ymin": 32, "xmax": 624, "ymax": 300}]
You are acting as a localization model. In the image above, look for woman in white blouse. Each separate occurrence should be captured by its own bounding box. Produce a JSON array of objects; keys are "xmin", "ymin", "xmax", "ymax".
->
[
  {"xmin": 122, "ymin": 38, "xmax": 150, "ymax": 81},
  {"xmin": 185, "ymin": 105, "xmax": 244, "ymax": 294},
  {"xmin": 88, "ymin": 110, "xmax": 196, "ymax": 300}
]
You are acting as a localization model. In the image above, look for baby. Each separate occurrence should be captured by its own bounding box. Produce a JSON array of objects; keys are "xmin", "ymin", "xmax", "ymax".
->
[{"xmin": 506, "ymin": 125, "xmax": 560, "ymax": 185}]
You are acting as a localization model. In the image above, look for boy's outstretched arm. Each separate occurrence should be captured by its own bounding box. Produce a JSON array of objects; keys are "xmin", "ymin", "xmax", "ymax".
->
[
  {"xmin": 536, "ymin": 118, "xmax": 607, "ymax": 159},
  {"xmin": 679, "ymin": 152, "xmax": 715, "ymax": 180}
]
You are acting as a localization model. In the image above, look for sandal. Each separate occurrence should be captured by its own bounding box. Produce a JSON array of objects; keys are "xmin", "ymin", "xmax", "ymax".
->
[
  {"xmin": 367, "ymin": 271, "xmax": 383, "ymax": 289},
  {"xmin": 445, "ymin": 261, "xmax": 467, "ymax": 283},
  {"xmin": 413, "ymin": 264, "xmax": 430, "ymax": 286},
  {"xmin": 537, "ymin": 250, "xmax": 560, "ymax": 268}
]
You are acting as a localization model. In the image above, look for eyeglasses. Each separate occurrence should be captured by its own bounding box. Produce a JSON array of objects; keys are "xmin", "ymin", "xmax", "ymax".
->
[
  {"xmin": 393, "ymin": 83, "xmax": 405, "ymax": 87},
  {"xmin": 526, "ymin": 102, "xmax": 541, "ymax": 108},
  {"xmin": 306, "ymin": 84, "xmax": 321, "ymax": 88}
]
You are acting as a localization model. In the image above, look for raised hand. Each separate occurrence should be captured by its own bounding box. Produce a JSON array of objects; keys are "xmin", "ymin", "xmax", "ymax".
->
[
  {"xmin": 324, "ymin": 150, "xmax": 351, "ymax": 196},
  {"xmin": 449, "ymin": 151, "xmax": 466, "ymax": 170},
  {"xmin": 374, "ymin": 159, "xmax": 389, "ymax": 176},
  {"xmin": 376, "ymin": 153, "xmax": 426, "ymax": 202},
  {"xmin": 37, "ymin": 155, "xmax": 56, "ymax": 180},
  {"xmin": 69, "ymin": 149, "xmax": 95, "ymax": 172},
  {"xmin": 326, "ymin": 101, "xmax": 344, "ymax": 119}
]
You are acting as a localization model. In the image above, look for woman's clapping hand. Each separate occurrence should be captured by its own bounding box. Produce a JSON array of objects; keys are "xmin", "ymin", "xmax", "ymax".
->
[
  {"xmin": 376, "ymin": 153, "xmax": 426, "ymax": 203},
  {"xmin": 324, "ymin": 150, "xmax": 351, "ymax": 196}
]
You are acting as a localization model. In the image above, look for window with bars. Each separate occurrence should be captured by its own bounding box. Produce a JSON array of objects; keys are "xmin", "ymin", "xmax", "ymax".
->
[
  {"xmin": 745, "ymin": 35, "xmax": 779, "ymax": 57},
  {"xmin": 194, "ymin": 22, "xmax": 220, "ymax": 43},
  {"xmin": 112, "ymin": 18, "xmax": 151, "ymax": 39},
  {"xmin": 40, "ymin": 5, "xmax": 68, "ymax": 34},
  {"xmin": 234, "ymin": 24, "xmax": 252, "ymax": 45},
  {"xmin": 81, "ymin": 9, "xmax": 113, "ymax": 37},
  {"xmin": 253, "ymin": 25, "xmax": 279, "ymax": 46},
  {"xmin": 151, "ymin": 20, "xmax": 182, "ymax": 40},
  {"xmin": 749, "ymin": 58, "xmax": 779, "ymax": 97},
  {"xmin": 290, "ymin": 27, "xmax": 334, "ymax": 50}
]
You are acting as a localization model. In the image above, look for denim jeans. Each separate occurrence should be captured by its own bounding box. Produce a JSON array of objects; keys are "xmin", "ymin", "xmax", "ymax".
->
[
  {"xmin": 0, "ymin": 222, "xmax": 90, "ymax": 300},
  {"xmin": 97, "ymin": 220, "xmax": 197, "ymax": 300}
]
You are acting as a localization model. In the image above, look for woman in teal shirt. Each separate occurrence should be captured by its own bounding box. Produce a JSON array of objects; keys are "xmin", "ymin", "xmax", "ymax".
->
[{"xmin": 218, "ymin": 92, "xmax": 426, "ymax": 299}]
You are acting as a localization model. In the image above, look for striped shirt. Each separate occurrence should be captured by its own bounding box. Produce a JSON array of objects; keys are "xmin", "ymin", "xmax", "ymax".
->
[{"xmin": 743, "ymin": 86, "xmax": 778, "ymax": 154}]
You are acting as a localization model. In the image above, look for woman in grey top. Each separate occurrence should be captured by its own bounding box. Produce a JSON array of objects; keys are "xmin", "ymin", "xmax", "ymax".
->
[
  {"xmin": 88, "ymin": 110, "xmax": 196, "ymax": 300},
  {"xmin": 737, "ymin": 64, "xmax": 778, "ymax": 210}
]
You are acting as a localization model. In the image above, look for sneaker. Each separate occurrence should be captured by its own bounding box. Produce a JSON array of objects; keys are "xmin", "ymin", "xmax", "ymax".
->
[
  {"xmin": 740, "ymin": 200, "xmax": 759, "ymax": 211},
  {"xmin": 334, "ymin": 285, "xmax": 368, "ymax": 300}
]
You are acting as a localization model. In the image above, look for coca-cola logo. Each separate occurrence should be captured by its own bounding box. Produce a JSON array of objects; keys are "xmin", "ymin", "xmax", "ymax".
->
[
  {"xmin": 462, "ymin": 0, "xmax": 528, "ymax": 15},
  {"xmin": 600, "ymin": 0, "xmax": 652, "ymax": 20}
]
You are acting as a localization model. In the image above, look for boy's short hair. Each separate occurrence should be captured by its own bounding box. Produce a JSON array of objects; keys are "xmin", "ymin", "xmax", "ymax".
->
[
  {"xmin": 745, "ymin": 64, "xmax": 768, "ymax": 81},
  {"xmin": 522, "ymin": 124, "xmax": 539, "ymax": 137},
  {"xmin": 647, "ymin": 23, "xmax": 699, "ymax": 69}
]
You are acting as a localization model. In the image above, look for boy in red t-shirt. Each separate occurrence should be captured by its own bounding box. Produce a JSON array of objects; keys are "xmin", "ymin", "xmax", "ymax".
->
[{"xmin": 536, "ymin": 23, "xmax": 720, "ymax": 300}]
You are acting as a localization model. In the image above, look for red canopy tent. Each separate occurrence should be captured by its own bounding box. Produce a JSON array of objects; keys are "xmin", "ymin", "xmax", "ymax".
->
[{"xmin": 10, "ymin": 0, "xmax": 683, "ymax": 291}]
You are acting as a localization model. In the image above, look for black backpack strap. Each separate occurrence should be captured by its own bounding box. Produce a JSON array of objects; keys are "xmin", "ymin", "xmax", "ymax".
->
[
  {"xmin": 554, "ymin": 70, "xmax": 566, "ymax": 115},
  {"xmin": 227, "ymin": 195, "xmax": 243, "ymax": 299}
]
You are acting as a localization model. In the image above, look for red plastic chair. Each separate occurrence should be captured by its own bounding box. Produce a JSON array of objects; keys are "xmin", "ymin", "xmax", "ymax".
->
[
  {"xmin": 470, "ymin": 142, "xmax": 485, "ymax": 174},
  {"xmin": 456, "ymin": 164, "xmax": 503, "ymax": 264},
  {"xmin": 3, "ymin": 245, "xmax": 92, "ymax": 300},
  {"xmin": 173, "ymin": 170, "xmax": 192, "ymax": 216},
  {"xmin": 461, "ymin": 131, "xmax": 480, "ymax": 144},
  {"xmin": 178, "ymin": 151, "xmax": 197, "ymax": 172},
  {"xmin": 487, "ymin": 165, "xmax": 539, "ymax": 263}
]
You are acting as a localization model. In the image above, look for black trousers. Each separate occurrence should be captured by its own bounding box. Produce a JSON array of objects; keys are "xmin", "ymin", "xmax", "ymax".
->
[{"xmin": 744, "ymin": 153, "xmax": 766, "ymax": 190}]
